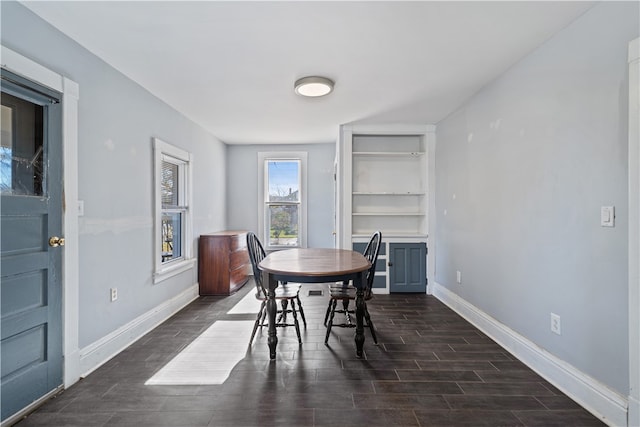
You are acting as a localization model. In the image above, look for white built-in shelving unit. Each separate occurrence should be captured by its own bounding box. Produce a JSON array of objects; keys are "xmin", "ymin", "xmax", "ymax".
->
[
  {"xmin": 349, "ymin": 133, "xmax": 429, "ymax": 239},
  {"xmin": 336, "ymin": 124, "xmax": 436, "ymax": 294}
]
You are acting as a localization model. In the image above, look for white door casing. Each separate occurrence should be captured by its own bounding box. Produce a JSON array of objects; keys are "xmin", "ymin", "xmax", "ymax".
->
[
  {"xmin": 1, "ymin": 46, "xmax": 81, "ymax": 390},
  {"xmin": 628, "ymin": 36, "xmax": 639, "ymax": 427}
]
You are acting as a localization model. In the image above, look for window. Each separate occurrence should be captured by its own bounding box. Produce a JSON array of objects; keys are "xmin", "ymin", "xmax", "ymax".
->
[
  {"xmin": 0, "ymin": 98, "xmax": 44, "ymax": 196},
  {"xmin": 154, "ymin": 138, "xmax": 194, "ymax": 283},
  {"xmin": 258, "ymin": 152, "xmax": 307, "ymax": 249},
  {"xmin": 0, "ymin": 104, "xmax": 14, "ymax": 192}
]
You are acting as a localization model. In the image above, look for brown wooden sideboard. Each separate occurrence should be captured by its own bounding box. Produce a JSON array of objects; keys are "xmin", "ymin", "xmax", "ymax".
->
[{"xmin": 198, "ymin": 231, "xmax": 250, "ymax": 295}]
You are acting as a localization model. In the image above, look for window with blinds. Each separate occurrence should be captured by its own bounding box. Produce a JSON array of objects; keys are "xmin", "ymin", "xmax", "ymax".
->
[
  {"xmin": 161, "ymin": 156, "xmax": 185, "ymax": 263},
  {"xmin": 153, "ymin": 138, "xmax": 193, "ymax": 283}
]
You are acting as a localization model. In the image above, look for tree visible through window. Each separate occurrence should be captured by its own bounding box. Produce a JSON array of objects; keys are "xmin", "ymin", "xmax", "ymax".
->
[
  {"xmin": 161, "ymin": 159, "xmax": 183, "ymax": 262},
  {"xmin": 266, "ymin": 159, "xmax": 301, "ymax": 247},
  {"xmin": 154, "ymin": 138, "xmax": 194, "ymax": 283}
]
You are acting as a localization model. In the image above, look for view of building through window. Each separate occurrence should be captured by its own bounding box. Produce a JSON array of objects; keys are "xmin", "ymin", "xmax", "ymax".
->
[{"xmin": 266, "ymin": 160, "xmax": 300, "ymax": 247}]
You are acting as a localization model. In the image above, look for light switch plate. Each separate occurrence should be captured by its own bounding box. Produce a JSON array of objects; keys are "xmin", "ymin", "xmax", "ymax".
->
[{"xmin": 601, "ymin": 206, "xmax": 615, "ymax": 227}]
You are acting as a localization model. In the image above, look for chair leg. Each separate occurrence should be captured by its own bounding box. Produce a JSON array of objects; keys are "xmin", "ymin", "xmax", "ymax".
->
[
  {"xmin": 290, "ymin": 299, "xmax": 302, "ymax": 344},
  {"xmin": 342, "ymin": 299, "xmax": 351, "ymax": 324},
  {"xmin": 249, "ymin": 301, "xmax": 266, "ymax": 346},
  {"xmin": 296, "ymin": 294, "xmax": 307, "ymax": 328},
  {"xmin": 364, "ymin": 303, "xmax": 378, "ymax": 344},
  {"xmin": 260, "ymin": 305, "xmax": 267, "ymax": 325},
  {"xmin": 325, "ymin": 299, "xmax": 337, "ymax": 344},
  {"xmin": 323, "ymin": 299, "xmax": 332, "ymax": 326},
  {"xmin": 279, "ymin": 299, "xmax": 289, "ymax": 323}
]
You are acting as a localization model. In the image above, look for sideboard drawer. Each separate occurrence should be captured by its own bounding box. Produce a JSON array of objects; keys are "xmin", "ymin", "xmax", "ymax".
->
[
  {"xmin": 230, "ymin": 249, "xmax": 249, "ymax": 272},
  {"xmin": 198, "ymin": 231, "xmax": 250, "ymax": 295}
]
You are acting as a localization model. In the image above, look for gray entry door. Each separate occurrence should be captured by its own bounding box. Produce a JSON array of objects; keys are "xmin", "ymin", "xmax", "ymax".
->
[{"xmin": 1, "ymin": 69, "xmax": 63, "ymax": 422}]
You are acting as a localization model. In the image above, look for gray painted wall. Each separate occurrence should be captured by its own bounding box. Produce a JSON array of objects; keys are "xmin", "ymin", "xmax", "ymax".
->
[
  {"xmin": 434, "ymin": 1, "xmax": 638, "ymax": 394},
  {"xmin": 226, "ymin": 143, "xmax": 335, "ymax": 249},
  {"xmin": 1, "ymin": 3, "xmax": 227, "ymax": 347}
]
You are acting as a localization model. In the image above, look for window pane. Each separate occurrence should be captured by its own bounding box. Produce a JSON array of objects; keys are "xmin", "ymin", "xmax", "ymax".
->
[
  {"xmin": 1, "ymin": 95, "xmax": 44, "ymax": 196},
  {"xmin": 0, "ymin": 145, "xmax": 11, "ymax": 193},
  {"xmin": 161, "ymin": 212, "xmax": 182, "ymax": 262},
  {"xmin": 267, "ymin": 160, "xmax": 299, "ymax": 202},
  {"xmin": 161, "ymin": 160, "xmax": 179, "ymax": 207},
  {"xmin": 267, "ymin": 205, "xmax": 299, "ymax": 247}
]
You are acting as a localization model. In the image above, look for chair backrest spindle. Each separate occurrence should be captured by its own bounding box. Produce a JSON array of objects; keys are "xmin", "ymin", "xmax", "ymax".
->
[
  {"xmin": 246, "ymin": 231, "xmax": 268, "ymax": 298},
  {"xmin": 362, "ymin": 231, "xmax": 382, "ymax": 298}
]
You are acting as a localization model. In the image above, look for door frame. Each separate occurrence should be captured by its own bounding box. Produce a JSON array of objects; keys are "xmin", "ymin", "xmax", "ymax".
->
[
  {"xmin": 1, "ymin": 46, "xmax": 80, "ymax": 391},
  {"xmin": 628, "ymin": 36, "xmax": 639, "ymax": 427}
]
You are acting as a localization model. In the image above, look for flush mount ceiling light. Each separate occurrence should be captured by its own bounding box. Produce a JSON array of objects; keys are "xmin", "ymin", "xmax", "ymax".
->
[{"xmin": 294, "ymin": 76, "xmax": 334, "ymax": 97}]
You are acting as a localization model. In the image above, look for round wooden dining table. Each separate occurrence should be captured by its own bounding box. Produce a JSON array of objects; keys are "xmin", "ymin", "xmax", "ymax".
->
[{"xmin": 259, "ymin": 248, "xmax": 371, "ymax": 359}]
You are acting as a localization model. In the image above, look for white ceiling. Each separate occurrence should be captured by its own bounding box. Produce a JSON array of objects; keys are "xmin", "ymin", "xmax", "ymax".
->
[{"xmin": 22, "ymin": 1, "xmax": 595, "ymax": 145}]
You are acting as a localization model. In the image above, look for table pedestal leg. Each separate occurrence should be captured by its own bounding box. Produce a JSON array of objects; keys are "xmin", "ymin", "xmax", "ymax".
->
[
  {"xmin": 355, "ymin": 278, "xmax": 365, "ymax": 358},
  {"xmin": 264, "ymin": 271, "xmax": 278, "ymax": 360}
]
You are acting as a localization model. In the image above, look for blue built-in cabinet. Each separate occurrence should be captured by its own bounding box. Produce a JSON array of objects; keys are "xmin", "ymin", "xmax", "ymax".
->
[
  {"xmin": 389, "ymin": 242, "xmax": 426, "ymax": 293},
  {"xmin": 353, "ymin": 241, "xmax": 426, "ymax": 292}
]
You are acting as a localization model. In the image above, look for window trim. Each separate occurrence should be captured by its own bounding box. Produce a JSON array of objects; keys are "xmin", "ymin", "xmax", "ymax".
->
[
  {"xmin": 153, "ymin": 137, "xmax": 194, "ymax": 283},
  {"xmin": 258, "ymin": 151, "xmax": 308, "ymax": 250}
]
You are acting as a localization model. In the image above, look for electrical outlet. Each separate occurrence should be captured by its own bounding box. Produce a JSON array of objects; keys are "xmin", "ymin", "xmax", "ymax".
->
[
  {"xmin": 456, "ymin": 271, "xmax": 462, "ymax": 284},
  {"xmin": 550, "ymin": 312, "xmax": 561, "ymax": 335},
  {"xmin": 110, "ymin": 288, "xmax": 118, "ymax": 302}
]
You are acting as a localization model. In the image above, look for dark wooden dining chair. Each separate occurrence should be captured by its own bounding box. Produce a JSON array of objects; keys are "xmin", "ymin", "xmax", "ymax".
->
[
  {"xmin": 324, "ymin": 230, "xmax": 381, "ymax": 345},
  {"xmin": 246, "ymin": 231, "xmax": 305, "ymax": 346}
]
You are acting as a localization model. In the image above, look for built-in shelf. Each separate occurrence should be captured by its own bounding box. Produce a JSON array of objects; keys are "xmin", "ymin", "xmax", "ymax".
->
[
  {"xmin": 341, "ymin": 127, "xmax": 433, "ymax": 294},
  {"xmin": 353, "ymin": 212, "xmax": 425, "ymax": 216},
  {"xmin": 353, "ymin": 151, "xmax": 425, "ymax": 157},
  {"xmin": 353, "ymin": 232, "xmax": 429, "ymax": 239},
  {"xmin": 352, "ymin": 191, "xmax": 425, "ymax": 195},
  {"xmin": 346, "ymin": 132, "xmax": 429, "ymax": 240}
]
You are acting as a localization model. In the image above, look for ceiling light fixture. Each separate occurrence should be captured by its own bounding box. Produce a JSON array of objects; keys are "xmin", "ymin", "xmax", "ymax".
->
[{"xmin": 294, "ymin": 76, "xmax": 334, "ymax": 97}]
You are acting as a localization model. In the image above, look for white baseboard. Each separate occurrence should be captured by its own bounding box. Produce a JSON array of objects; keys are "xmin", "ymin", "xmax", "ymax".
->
[
  {"xmin": 432, "ymin": 282, "xmax": 628, "ymax": 427},
  {"xmin": 78, "ymin": 284, "xmax": 199, "ymax": 377}
]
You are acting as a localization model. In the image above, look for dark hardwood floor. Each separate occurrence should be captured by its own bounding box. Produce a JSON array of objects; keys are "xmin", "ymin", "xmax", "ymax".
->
[{"xmin": 15, "ymin": 282, "xmax": 605, "ymax": 426}]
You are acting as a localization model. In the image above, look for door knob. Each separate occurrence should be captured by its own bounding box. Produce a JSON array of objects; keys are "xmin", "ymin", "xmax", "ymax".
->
[
  {"xmin": 388, "ymin": 262, "xmax": 393, "ymax": 267},
  {"xmin": 49, "ymin": 236, "xmax": 65, "ymax": 247}
]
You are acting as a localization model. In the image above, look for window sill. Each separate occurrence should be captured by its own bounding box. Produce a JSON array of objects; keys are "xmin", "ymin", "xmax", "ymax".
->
[
  {"xmin": 267, "ymin": 245, "xmax": 304, "ymax": 251},
  {"xmin": 154, "ymin": 258, "xmax": 196, "ymax": 284}
]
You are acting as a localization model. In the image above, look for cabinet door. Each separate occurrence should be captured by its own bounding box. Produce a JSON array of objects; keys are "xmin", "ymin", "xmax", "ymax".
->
[{"xmin": 389, "ymin": 243, "xmax": 426, "ymax": 293}]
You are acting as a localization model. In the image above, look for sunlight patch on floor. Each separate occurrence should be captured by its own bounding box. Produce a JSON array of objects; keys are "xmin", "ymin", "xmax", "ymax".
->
[
  {"xmin": 145, "ymin": 320, "xmax": 254, "ymax": 385},
  {"xmin": 226, "ymin": 289, "xmax": 261, "ymax": 314}
]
